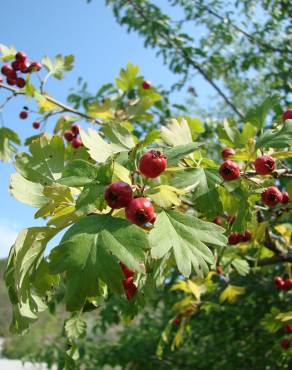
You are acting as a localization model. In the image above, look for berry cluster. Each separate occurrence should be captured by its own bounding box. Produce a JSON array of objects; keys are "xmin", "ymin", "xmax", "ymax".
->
[
  {"xmin": 120, "ymin": 262, "xmax": 137, "ymax": 300},
  {"xmin": 104, "ymin": 150, "xmax": 167, "ymax": 226},
  {"xmin": 274, "ymin": 276, "xmax": 292, "ymax": 291},
  {"xmin": 1, "ymin": 51, "xmax": 41, "ymax": 88},
  {"xmin": 213, "ymin": 214, "xmax": 236, "ymax": 226},
  {"xmin": 228, "ymin": 230, "xmax": 252, "ymax": 245},
  {"xmin": 261, "ymin": 186, "xmax": 289, "ymax": 207},
  {"xmin": 63, "ymin": 125, "xmax": 83, "ymax": 149}
]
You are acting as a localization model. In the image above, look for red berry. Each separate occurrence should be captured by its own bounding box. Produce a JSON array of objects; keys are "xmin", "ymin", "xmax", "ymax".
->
[
  {"xmin": 125, "ymin": 197, "xmax": 155, "ymax": 226},
  {"xmin": 283, "ymin": 109, "xmax": 292, "ymax": 122},
  {"xmin": 221, "ymin": 148, "xmax": 235, "ymax": 160},
  {"xmin": 104, "ymin": 182, "xmax": 133, "ymax": 209},
  {"xmin": 242, "ymin": 230, "xmax": 252, "ymax": 242},
  {"xmin": 32, "ymin": 121, "xmax": 40, "ymax": 129},
  {"xmin": 1, "ymin": 64, "xmax": 13, "ymax": 76},
  {"xmin": 19, "ymin": 111, "xmax": 28, "ymax": 119},
  {"xmin": 261, "ymin": 186, "xmax": 283, "ymax": 207},
  {"xmin": 219, "ymin": 160, "xmax": 240, "ymax": 181},
  {"xmin": 254, "ymin": 156, "xmax": 276, "ymax": 175},
  {"xmin": 123, "ymin": 276, "xmax": 134, "ymax": 289},
  {"xmin": 16, "ymin": 78, "xmax": 26, "ymax": 88},
  {"xmin": 15, "ymin": 51, "xmax": 27, "ymax": 62},
  {"xmin": 283, "ymin": 279, "xmax": 292, "ymax": 291},
  {"xmin": 64, "ymin": 130, "xmax": 74, "ymax": 142},
  {"xmin": 280, "ymin": 338, "xmax": 290, "ymax": 349},
  {"xmin": 172, "ymin": 317, "xmax": 182, "ymax": 327},
  {"xmin": 213, "ymin": 216, "xmax": 222, "ymax": 225},
  {"xmin": 216, "ymin": 265, "xmax": 223, "ymax": 274},
  {"xmin": 284, "ymin": 324, "xmax": 292, "ymax": 333},
  {"xmin": 125, "ymin": 284, "xmax": 137, "ymax": 300},
  {"xmin": 228, "ymin": 232, "xmax": 241, "ymax": 245},
  {"xmin": 227, "ymin": 215, "xmax": 236, "ymax": 225},
  {"xmin": 139, "ymin": 150, "xmax": 167, "ymax": 178},
  {"xmin": 71, "ymin": 138, "xmax": 83, "ymax": 149},
  {"xmin": 19, "ymin": 61, "xmax": 30, "ymax": 73},
  {"xmin": 29, "ymin": 61, "xmax": 42, "ymax": 72},
  {"xmin": 71, "ymin": 124, "xmax": 80, "ymax": 136},
  {"xmin": 274, "ymin": 276, "xmax": 284, "ymax": 289},
  {"xmin": 6, "ymin": 76, "xmax": 17, "ymax": 86},
  {"xmin": 281, "ymin": 191, "xmax": 290, "ymax": 204},
  {"xmin": 12, "ymin": 61, "xmax": 20, "ymax": 71},
  {"xmin": 142, "ymin": 80, "xmax": 151, "ymax": 89},
  {"xmin": 119, "ymin": 262, "xmax": 134, "ymax": 278}
]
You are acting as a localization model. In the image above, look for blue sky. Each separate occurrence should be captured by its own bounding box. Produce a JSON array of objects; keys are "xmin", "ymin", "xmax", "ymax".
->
[{"xmin": 0, "ymin": 0, "xmax": 210, "ymax": 258}]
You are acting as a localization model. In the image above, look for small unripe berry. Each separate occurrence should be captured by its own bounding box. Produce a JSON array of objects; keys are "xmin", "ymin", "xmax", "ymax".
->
[
  {"xmin": 71, "ymin": 124, "xmax": 80, "ymax": 136},
  {"xmin": 228, "ymin": 232, "xmax": 241, "ymax": 245},
  {"xmin": 16, "ymin": 78, "xmax": 26, "ymax": 88},
  {"xmin": 1, "ymin": 64, "xmax": 13, "ymax": 76},
  {"xmin": 32, "ymin": 121, "xmax": 40, "ymax": 129},
  {"xmin": 282, "ymin": 109, "xmax": 292, "ymax": 122},
  {"xmin": 261, "ymin": 186, "xmax": 283, "ymax": 207},
  {"xmin": 71, "ymin": 138, "xmax": 83, "ymax": 149},
  {"xmin": 219, "ymin": 160, "xmax": 240, "ymax": 181},
  {"xmin": 213, "ymin": 216, "xmax": 222, "ymax": 225},
  {"xmin": 19, "ymin": 111, "xmax": 28, "ymax": 119},
  {"xmin": 29, "ymin": 61, "xmax": 42, "ymax": 72},
  {"xmin": 125, "ymin": 284, "xmax": 137, "ymax": 300},
  {"xmin": 142, "ymin": 80, "xmax": 151, "ymax": 89},
  {"xmin": 15, "ymin": 51, "xmax": 27, "ymax": 62},
  {"xmin": 280, "ymin": 338, "xmax": 290, "ymax": 350},
  {"xmin": 125, "ymin": 197, "xmax": 155, "ymax": 226},
  {"xmin": 139, "ymin": 150, "xmax": 167, "ymax": 178},
  {"xmin": 281, "ymin": 191, "xmax": 290, "ymax": 204},
  {"xmin": 104, "ymin": 182, "xmax": 133, "ymax": 209},
  {"xmin": 221, "ymin": 148, "xmax": 235, "ymax": 160},
  {"xmin": 242, "ymin": 230, "xmax": 252, "ymax": 242},
  {"xmin": 254, "ymin": 156, "xmax": 276, "ymax": 175},
  {"xmin": 284, "ymin": 324, "xmax": 292, "ymax": 333},
  {"xmin": 64, "ymin": 130, "xmax": 74, "ymax": 142}
]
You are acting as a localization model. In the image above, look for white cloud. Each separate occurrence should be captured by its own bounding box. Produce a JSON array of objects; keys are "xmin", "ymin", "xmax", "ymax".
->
[{"xmin": 0, "ymin": 223, "xmax": 18, "ymax": 259}]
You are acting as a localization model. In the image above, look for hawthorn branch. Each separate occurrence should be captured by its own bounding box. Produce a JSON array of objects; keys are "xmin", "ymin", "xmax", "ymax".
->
[
  {"xmin": 0, "ymin": 82, "xmax": 103, "ymax": 124},
  {"xmin": 125, "ymin": 0, "xmax": 244, "ymax": 119},
  {"xmin": 244, "ymin": 168, "xmax": 292, "ymax": 178},
  {"xmin": 257, "ymin": 254, "xmax": 292, "ymax": 266}
]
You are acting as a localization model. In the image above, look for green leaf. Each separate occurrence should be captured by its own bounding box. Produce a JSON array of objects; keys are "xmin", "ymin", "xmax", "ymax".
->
[
  {"xmin": 75, "ymin": 182, "xmax": 107, "ymax": 214},
  {"xmin": 0, "ymin": 127, "xmax": 21, "ymax": 162},
  {"xmin": 217, "ymin": 119, "xmax": 240, "ymax": 147},
  {"xmin": 181, "ymin": 117, "xmax": 205, "ymax": 139},
  {"xmin": 15, "ymin": 135, "xmax": 65, "ymax": 186},
  {"xmin": 150, "ymin": 210, "xmax": 227, "ymax": 277},
  {"xmin": 9, "ymin": 173, "xmax": 49, "ymax": 208},
  {"xmin": 231, "ymin": 258, "xmax": 250, "ymax": 276},
  {"xmin": 115, "ymin": 62, "xmax": 142, "ymax": 91},
  {"xmin": 65, "ymin": 315, "xmax": 87, "ymax": 341},
  {"xmin": 261, "ymin": 308, "xmax": 282, "ymax": 333},
  {"xmin": 49, "ymin": 215, "xmax": 148, "ymax": 310},
  {"xmin": 244, "ymin": 95, "xmax": 279, "ymax": 129},
  {"xmin": 256, "ymin": 120, "xmax": 292, "ymax": 149},
  {"xmin": 54, "ymin": 115, "xmax": 78, "ymax": 134},
  {"xmin": 161, "ymin": 119, "xmax": 192, "ymax": 146},
  {"xmin": 165, "ymin": 142, "xmax": 201, "ymax": 166},
  {"xmin": 101, "ymin": 122, "xmax": 135, "ymax": 150},
  {"xmin": 42, "ymin": 54, "xmax": 74, "ymax": 79},
  {"xmin": 146, "ymin": 185, "xmax": 183, "ymax": 208},
  {"xmin": 59, "ymin": 159, "xmax": 99, "ymax": 187}
]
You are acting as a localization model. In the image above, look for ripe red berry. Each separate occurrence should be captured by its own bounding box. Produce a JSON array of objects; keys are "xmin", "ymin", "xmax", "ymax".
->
[
  {"xmin": 12, "ymin": 61, "xmax": 20, "ymax": 71},
  {"xmin": 172, "ymin": 317, "xmax": 182, "ymax": 327},
  {"xmin": 104, "ymin": 182, "xmax": 133, "ymax": 209},
  {"xmin": 6, "ymin": 76, "xmax": 17, "ymax": 86},
  {"xmin": 123, "ymin": 277, "xmax": 134, "ymax": 289},
  {"xmin": 281, "ymin": 191, "xmax": 290, "ymax": 204},
  {"xmin": 71, "ymin": 124, "xmax": 80, "ymax": 136},
  {"xmin": 283, "ymin": 279, "xmax": 292, "ymax": 291},
  {"xmin": 15, "ymin": 51, "xmax": 27, "ymax": 62},
  {"xmin": 29, "ymin": 61, "xmax": 42, "ymax": 72},
  {"xmin": 125, "ymin": 284, "xmax": 137, "ymax": 300},
  {"xmin": 32, "ymin": 121, "xmax": 40, "ymax": 129},
  {"xmin": 261, "ymin": 186, "xmax": 283, "ymax": 207},
  {"xmin": 213, "ymin": 216, "xmax": 222, "ymax": 225},
  {"xmin": 280, "ymin": 338, "xmax": 290, "ymax": 349},
  {"xmin": 19, "ymin": 111, "xmax": 28, "ymax": 119},
  {"xmin": 282, "ymin": 109, "xmax": 292, "ymax": 122},
  {"xmin": 139, "ymin": 150, "xmax": 167, "ymax": 178},
  {"xmin": 64, "ymin": 130, "xmax": 74, "ymax": 142},
  {"xmin": 119, "ymin": 262, "xmax": 134, "ymax": 278},
  {"xmin": 242, "ymin": 230, "xmax": 252, "ymax": 242},
  {"xmin": 219, "ymin": 160, "xmax": 240, "ymax": 181},
  {"xmin": 19, "ymin": 61, "xmax": 30, "ymax": 73},
  {"xmin": 125, "ymin": 197, "xmax": 155, "ymax": 226},
  {"xmin": 216, "ymin": 265, "xmax": 223, "ymax": 274},
  {"xmin": 284, "ymin": 324, "xmax": 292, "ymax": 333},
  {"xmin": 16, "ymin": 78, "xmax": 26, "ymax": 88},
  {"xmin": 221, "ymin": 148, "xmax": 235, "ymax": 160},
  {"xmin": 274, "ymin": 276, "xmax": 284, "ymax": 289},
  {"xmin": 228, "ymin": 232, "xmax": 241, "ymax": 245},
  {"xmin": 1, "ymin": 64, "xmax": 13, "ymax": 76},
  {"xmin": 142, "ymin": 80, "xmax": 151, "ymax": 89},
  {"xmin": 254, "ymin": 156, "xmax": 276, "ymax": 175},
  {"xmin": 71, "ymin": 138, "xmax": 83, "ymax": 149}
]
